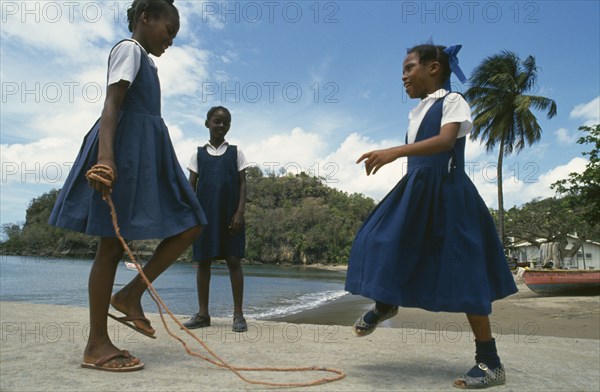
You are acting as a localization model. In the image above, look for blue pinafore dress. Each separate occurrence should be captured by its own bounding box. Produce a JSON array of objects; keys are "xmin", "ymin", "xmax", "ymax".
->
[
  {"xmin": 345, "ymin": 95, "xmax": 517, "ymax": 315},
  {"xmin": 48, "ymin": 40, "xmax": 207, "ymax": 239},
  {"xmin": 192, "ymin": 145, "xmax": 245, "ymax": 262}
]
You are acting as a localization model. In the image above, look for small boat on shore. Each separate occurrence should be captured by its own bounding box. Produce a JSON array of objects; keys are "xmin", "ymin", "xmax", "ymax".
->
[
  {"xmin": 522, "ymin": 269, "xmax": 600, "ymax": 296},
  {"xmin": 124, "ymin": 261, "xmax": 139, "ymax": 271}
]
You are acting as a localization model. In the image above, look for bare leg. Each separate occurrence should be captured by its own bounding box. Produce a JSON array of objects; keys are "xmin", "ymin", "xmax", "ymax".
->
[
  {"xmin": 226, "ymin": 256, "xmax": 244, "ymax": 315},
  {"xmin": 111, "ymin": 225, "xmax": 202, "ymax": 334},
  {"xmin": 197, "ymin": 260, "xmax": 212, "ymax": 316},
  {"xmin": 466, "ymin": 314, "xmax": 493, "ymax": 341},
  {"xmin": 83, "ymin": 237, "xmax": 140, "ymax": 368}
]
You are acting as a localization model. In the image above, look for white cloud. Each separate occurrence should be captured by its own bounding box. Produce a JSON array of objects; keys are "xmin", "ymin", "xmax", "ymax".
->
[
  {"xmin": 537, "ymin": 157, "xmax": 588, "ymax": 188},
  {"xmin": 243, "ymin": 127, "xmax": 327, "ymax": 171},
  {"xmin": 172, "ymin": 126, "xmax": 405, "ymax": 202},
  {"xmin": 154, "ymin": 45, "xmax": 210, "ymax": 97},
  {"xmin": 1, "ymin": 137, "xmax": 81, "ymax": 185},
  {"xmin": 1, "ymin": 2, "xmax": 119, "ymax": 64},
  {"xmin": 433, "ymin": 151, "xmax": 589, "ymax": 210},
  {"xmin": 465, "ymin": 137, "xmax": 486, "ymax": 160},
  {"xmin": 29, "ymin": 104, "xmax": 101, "ymax": 140},
  {"xmin": 554, "ymin": 127, "xmax": 577, "ymax": 144},
  {"xmin": 501, "ymin": 157, "xmax": 588, "ymax": 208},
  {"xmin": 1, "ymin": 72, "xmax": 106, "ymax": 142},
  {"xmin": 570, "ymin": 96, "xmax": 600, "ymax": 126},
  {"xmin": 474, "ymin": 177, "xmax": 503, "ymax": 208},
  {"xmin": 177, "ymin": 1, "xmax": 225, "ymax": 32},
  {"xmin": 243, "ymin": 128, "xmax": 406, "ymax": 201},
  {"xmin": 322, "ymin": 133, "xmax": 405, "ymax": 201}
]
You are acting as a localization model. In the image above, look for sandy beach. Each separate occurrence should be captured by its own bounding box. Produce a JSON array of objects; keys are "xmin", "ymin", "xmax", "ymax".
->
[
  {"xmin": 1, "ymin": 281, "xmax": 599, "ymax": 391},
  {"xmin": 272, "ymin": 282, "xmax": 600, "ymax": 340}
]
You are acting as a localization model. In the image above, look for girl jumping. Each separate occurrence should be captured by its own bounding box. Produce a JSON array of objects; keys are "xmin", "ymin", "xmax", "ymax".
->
[{"xmin": 345, "ymin": 44, "xmax": 518, "ymax": 389}]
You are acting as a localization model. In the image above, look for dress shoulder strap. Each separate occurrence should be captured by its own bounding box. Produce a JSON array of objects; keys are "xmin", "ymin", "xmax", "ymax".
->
[
  {"xmin": 228, "ymin": 145, "xmax": 238, "ymax": 164},
  {"xmin": 107, "ymin": 39, "xmax": 141, "ymax": 64},
  {"xmin": 106, "ymin": 39, "xmax": 144, "ymax": 82}
]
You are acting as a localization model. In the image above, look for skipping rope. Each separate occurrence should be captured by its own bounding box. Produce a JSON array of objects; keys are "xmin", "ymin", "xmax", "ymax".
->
[{"xmin": 86, "ymin": 164, "xmax": 346, "ymax": 387}]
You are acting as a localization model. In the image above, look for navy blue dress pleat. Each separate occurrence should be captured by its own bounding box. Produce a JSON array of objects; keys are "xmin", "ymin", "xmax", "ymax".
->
[
  {"xmin": 345, "ymin": 96, "xmax": 517, "ymax": 315},
  {"xmin": 192, "ymin": 145, "xmax": 245, "ymax": 261},
  {"xmin": 49, "ymin": 40, "xmax": 207, "ymax": 240}
]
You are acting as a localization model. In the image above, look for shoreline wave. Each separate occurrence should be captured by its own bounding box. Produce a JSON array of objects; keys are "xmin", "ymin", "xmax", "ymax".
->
[{"xmin": 250, "ymin": 290, "xmax": 348, "ymax": 319}]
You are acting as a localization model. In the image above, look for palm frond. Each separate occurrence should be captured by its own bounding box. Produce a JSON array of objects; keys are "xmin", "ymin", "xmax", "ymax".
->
[
  {"xmin": 519, "ymin": 55, "xmax": 538, "ymax": 92},
  {"xmin": 527, "ymin": 95, "xmax": 558, "ymax": 118}
]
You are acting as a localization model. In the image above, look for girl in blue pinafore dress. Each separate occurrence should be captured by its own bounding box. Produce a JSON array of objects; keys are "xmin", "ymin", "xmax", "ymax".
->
[
  {"xmin": 192, "ymin": 145, "xmax": 245, "ymax": 259},
  {"xmin": 49, "ymin": 42, "xmax": 205, "ymax": 239},
  {"xmin": 48, "ymin": 0, "xmax": 205, "ymax": 372},
  {"xmin": 345, "ymin": 44, "xmax": 517, "ymax": 389},
  {"xmin": 183, "ymin": 106, "xmax": 249, "ymax": 333}
]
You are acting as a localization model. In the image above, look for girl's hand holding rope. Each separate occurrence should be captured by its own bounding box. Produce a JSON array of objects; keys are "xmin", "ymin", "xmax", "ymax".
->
[{"xmin": 86, "ymin": 164, "xmax": 116, "ymax": 199}]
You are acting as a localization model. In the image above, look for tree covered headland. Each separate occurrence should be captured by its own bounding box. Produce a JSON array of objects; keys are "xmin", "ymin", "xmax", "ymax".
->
[{"xmin": 0, "ymin": 167, "xmax": 376, "ymax": 265}]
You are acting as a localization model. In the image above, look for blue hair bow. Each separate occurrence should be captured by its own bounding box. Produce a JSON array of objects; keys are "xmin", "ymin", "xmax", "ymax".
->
[{"xmin": 443, "ymin": 45, "xmax": 467, "ymax": 91}]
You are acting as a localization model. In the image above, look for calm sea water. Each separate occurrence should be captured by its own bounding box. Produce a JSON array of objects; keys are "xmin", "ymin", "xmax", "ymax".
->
[{"xmin": 0, "ymin": 255, "xmax": 348, "ymax": 319}]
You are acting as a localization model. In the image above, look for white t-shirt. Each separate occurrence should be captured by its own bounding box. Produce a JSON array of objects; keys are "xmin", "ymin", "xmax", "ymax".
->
[
  {"xmin": 187, "ymin": 141, "xmax": 250, "ymax": 173},
  {"xmin": 107, "ymin": 39, "xmax": 155, "ymax": 87},
  {"xmin": 406, "ymin": 89, "xmax": 473, "ymax": 144}
]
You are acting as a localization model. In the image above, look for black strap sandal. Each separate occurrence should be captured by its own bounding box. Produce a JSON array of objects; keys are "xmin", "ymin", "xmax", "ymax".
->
[
  {"xmin": 352, "ymin": 305, "xmax": 398, "ymax": 337},
  {"xmin": 453, "ymin": 363, "xmax": 506, "ymax": 389}
]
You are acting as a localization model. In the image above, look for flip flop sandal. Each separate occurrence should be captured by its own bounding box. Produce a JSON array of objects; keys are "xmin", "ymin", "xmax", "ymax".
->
[
  {"xmin": 453, "ymin": 363, "xmax": 506, "ymax": 389},
  {"xmin": 352, "ymin": 305, "xmax": 398, "ymax": 337},
  {"xmin": 81, "ymin": 350, "xmax": 144, "ymax": 372},
  {"xmin": 108, "ymin": 313, "xmax": 156, "ymax": 339}
]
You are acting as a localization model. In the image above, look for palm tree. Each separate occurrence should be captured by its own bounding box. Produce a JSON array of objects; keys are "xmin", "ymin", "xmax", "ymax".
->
[{"xmin": 465, "ymin": 51, "xmax": 557, "ymax": 245}]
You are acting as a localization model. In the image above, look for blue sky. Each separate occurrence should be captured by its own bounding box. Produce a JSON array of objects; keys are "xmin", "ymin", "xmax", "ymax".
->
[{"xmin": 1, "ymin": 0, "xmax": 599, "ymax": 229}]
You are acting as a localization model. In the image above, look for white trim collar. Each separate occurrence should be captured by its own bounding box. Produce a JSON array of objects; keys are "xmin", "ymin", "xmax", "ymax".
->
[
  {"xmin": 423, "ymin": 89, "xmax": 449, "ymax": 101},
  {"xmin": 205, "ymin": 140, "xmax": 229, "ymax": 149}
]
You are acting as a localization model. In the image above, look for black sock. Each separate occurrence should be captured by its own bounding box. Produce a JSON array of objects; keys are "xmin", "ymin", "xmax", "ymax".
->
[
  {"xmin": 474, "ymin": 338, "xmax": 501, "ymax": 369},
  {"xmin": 375, "ymin": 301, "xmax": 394, "ymax": 313},
  {"xmin": 362, "ymin": 302, "xmax": 394, "ymax": 324}
]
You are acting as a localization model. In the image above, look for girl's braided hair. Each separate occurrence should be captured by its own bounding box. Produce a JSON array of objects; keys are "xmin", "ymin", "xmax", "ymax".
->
[{"xmin": 127, "ymin": 0, "xmax": 178, "ymax": 33}]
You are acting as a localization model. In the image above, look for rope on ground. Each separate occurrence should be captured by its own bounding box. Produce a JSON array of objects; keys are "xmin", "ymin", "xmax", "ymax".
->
[{"xmin": 86, "ymin": 164, "xmax": 346, "ymax": 387}]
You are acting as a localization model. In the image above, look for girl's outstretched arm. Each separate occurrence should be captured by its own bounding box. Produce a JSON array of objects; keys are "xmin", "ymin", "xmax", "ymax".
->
[
  {"xmin": 92, "ymin": 80, "xmax": 130, "ymax": 197},
  {"xmin": 358, "ymin": 122, "xmax": 460, "ymax": 175}
]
